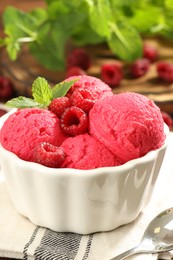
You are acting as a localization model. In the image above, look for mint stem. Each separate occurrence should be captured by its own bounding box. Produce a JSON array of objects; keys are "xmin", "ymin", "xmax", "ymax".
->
[
  {"xmin": 17, "ymin": 37, "xmax": 36, "ymax": 43},
  {"xmin": 109, "ymin": 22, "xmax": 129, "ymax": 49}
]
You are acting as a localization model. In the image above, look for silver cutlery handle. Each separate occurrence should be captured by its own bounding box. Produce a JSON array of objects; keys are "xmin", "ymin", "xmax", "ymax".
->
[
  {"xmin": 110, "ymin": 244, "xmax": 151, "ymax": 260},
  {"xmin": 109, "ymin": 247, "xmax": 138, "ymax": 260}
]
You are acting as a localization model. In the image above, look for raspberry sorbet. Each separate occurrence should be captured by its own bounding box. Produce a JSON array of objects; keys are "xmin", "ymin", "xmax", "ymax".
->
[
  {"xmin": 89, "ymin": 92, "xmax": 165, "ymax": 163},
  {"xmin": 61, "ymin": 134, "xmax": 122, "ymax": 169},
  {"xmin": 66, "ymin": 75, "xmax": 113, "ymax": 100},
  {"xmin": 0, "ymin": 108, "xmax": 67, "ymax": 161}
]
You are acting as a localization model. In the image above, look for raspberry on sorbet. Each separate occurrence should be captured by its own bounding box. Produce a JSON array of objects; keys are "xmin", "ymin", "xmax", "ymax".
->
[
  {"xmin": 60, "ymin": 106, "xmax": 89, "ymax": 136},
  {"xmin": 49, "ymin": 97, "xmax": 71, "ymax": 118},
  {"xmin": 34, "ymin": 142, "xmax": 66, "ymax": 168}
]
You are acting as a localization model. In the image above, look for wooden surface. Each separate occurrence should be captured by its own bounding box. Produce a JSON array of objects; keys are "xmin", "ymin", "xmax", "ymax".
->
[{"xmin": 0, "ymin": 1, "xmax": 173, "ymax": 260}]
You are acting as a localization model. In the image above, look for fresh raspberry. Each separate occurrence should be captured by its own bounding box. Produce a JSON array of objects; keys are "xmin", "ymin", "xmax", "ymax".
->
[
  {"xmin": 67, "ymin": 48, "xmax": 91, "ymax": 70},
  {"xmin": 60, "ymin": 106, "xmax": 88, "ymax": 136},
  {"xmin": 161, "ymin": 111, "xmax": 173, "ymax": 130},
  {"xmin": 156, "ymin": 61, "xmax": 173, "ymax": 83},
  {"xmin": 70, "ymin": 88, "xmax": 94, "ymax": 113},
  {"xmin": 0, "ymin": 109, "xmax": 7, "ymax": 117},
  {"xmin": 101, "ymin": 63, "xmax": 123, "ymax": 87},
  {"xmin": 65, "ymin": 66, "xmax": 86, "ymax": 78},
  {"xmin": 0, "ymin": 76, "xmax": 15, "ymax": 101},
  {"xmin": 130, "ymin": 58, "xmax": 150, "ymax": 78},
  {"xmin": 33, "ymin": 142, "xmax": 66, "ymax": 168},
  {"xmin": 48, "ymin": 97, "xmax": 71, "ymax": 118},
  {"xmin": 143, "ymin": 44, "xmax": 158, "ymax": 62}
]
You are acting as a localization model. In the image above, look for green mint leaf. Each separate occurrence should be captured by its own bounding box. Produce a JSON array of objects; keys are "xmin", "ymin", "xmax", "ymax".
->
[
  {"xmin": 87, "ymin": 0, "xmax": 112, "ymax": 38},
  {"xmin": 52, "ymin": 78, "xmax": 79, "ymax": 98},
  {"xmin": 72, "ymin": 21, "xmax": 104, "ymax": 45},
  {"xmin": 159, "ymin": 9, "xmax": 173, "ymax": 39},
  {"xmin": 0, "ymin": 38, "xmax": 6, "ymax": 47},
  {"xmin": 30, "ymin": 1, "xmax": 86, "ymax": 71},
  {"xmin": 5, "ymin": 37, "xmax": 20, "ymax": 60},
  {"xmin": 46, "ymin": 0, "xmax": 82, "ymax": 9},
  {"xmin": 128, "ymin": 6, "xmax": 162, "ymax": 34},
  {"xmin": 108, "ymin": 21, "xmax": 142, "ymax": 61},
  {"xmin": 32, "ymin": 77, "xmax": 53, "ymax": 107},
  {"xmin": 47, "ymin": 2, "xmax": 70, "ymax": 19},
  {"xmin": 29, "ymin": 22, "xmax": 67, "ymax": 71},
  {"xmin": 3, "ymin": 7, "xmax": 38, "ymax": 60},
  {"xmin": 47, "ymin": 1, "xmax": 86, "ymax": 30},
  {"xmin": 6, "ymin": 97, "xmax": 41, "ymax": 108},
  {"xmin": 165, "ymin": 0, "xmax": 173, "ymax": 10},
  {"xmin": 30, "ymin": 8, "xmax": 48, "ymax": 26}
]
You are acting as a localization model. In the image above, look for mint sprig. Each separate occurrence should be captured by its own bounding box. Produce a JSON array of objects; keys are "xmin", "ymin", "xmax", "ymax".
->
[
  {"xmin": 52, "ymin": 79, "xmax": 78, "ymax": 98},
  {"xmin": 32, "ymin": 77, "xmax": 53, "ymax": 107},
  {"xmin": 1, "ymin": 1, "xmax": 172, "ymax": 70},
  {"xmin": 6, "ymin": 76, "xmax": 79, "ymax": 109},
  {"xmin": 6, "ymin": 96, "xmax": 41, "ymax": 109}
]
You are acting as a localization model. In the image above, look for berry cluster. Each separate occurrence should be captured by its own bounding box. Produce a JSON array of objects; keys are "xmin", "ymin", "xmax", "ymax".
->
[
  {"xmin": 100, "ymin": 43, "xmax": 158, "ymax": 85},
  {"xmin": 65, "ymin": 44, "xmax": 173, "ymax": 86},
  {"xmin": 48, "ymin": 88, "xmax": 95, "ymax": 137},
  {"xmin": 34, "ymin": 80, "xmax": 99, "ymax": 167},
  {"xmin": 65, "ymin": 44, "xmax": 156, "ymax": 86}
]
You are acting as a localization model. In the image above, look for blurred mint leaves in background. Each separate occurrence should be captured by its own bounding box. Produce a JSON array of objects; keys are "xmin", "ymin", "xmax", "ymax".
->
[{"xmin": 0, "ymin": 0, "xmax": 173, "ymax": 71}]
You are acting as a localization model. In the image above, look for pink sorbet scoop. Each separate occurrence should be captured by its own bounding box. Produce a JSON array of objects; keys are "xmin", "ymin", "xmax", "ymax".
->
[
  {"xmin": 89, "ymin": 92, "xmax": 165, "ymax": 163},
  {"xmin": 0, "ymin": 108, "xmax": 67, "ymax": 161},
  {"xmin": 61, "ymin": 133, "xmax": 122, "ymax": 169},
  {"xmin": 66, "ymin": 75, "xmax": 113, "ymax": 100}
]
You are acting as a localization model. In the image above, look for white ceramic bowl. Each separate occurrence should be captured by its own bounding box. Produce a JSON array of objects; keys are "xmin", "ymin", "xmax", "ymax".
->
[{"xmin": 0, "ymin": 111, "xmax": 169, "ymax": 234}]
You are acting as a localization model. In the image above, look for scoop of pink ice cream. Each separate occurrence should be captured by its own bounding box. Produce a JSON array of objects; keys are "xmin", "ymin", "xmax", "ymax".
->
[
  {"xmin": 0, "ymin": 108, "xmax": 67, "ymax": 161},
  {"xmin": 89, "ymin": 92, "xmax": 165, "ymax": 163},
  {"xmin": 66, "ymin": 75, "xmax": 113, "ymax": 100},
  {"xmin": 61, "ymin": 134, "xmax": 122, "ymax": 170}
]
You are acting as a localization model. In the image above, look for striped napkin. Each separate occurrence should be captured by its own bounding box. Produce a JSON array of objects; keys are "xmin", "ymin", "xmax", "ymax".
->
[{"xmin": 0, "ymin": 133, "xmax": 173, "ymax": 260}]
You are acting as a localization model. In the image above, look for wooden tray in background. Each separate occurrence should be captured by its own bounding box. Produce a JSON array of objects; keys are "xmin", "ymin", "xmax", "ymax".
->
[{"xmin": 0, "ymin": 37, "xmax": 173, "ymax": 116}]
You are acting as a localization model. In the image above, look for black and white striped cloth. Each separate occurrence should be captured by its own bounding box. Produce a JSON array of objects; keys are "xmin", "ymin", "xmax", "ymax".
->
[{"xmin": 24, "ymin": 228, "xmax": 93, "ymax": 260}]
